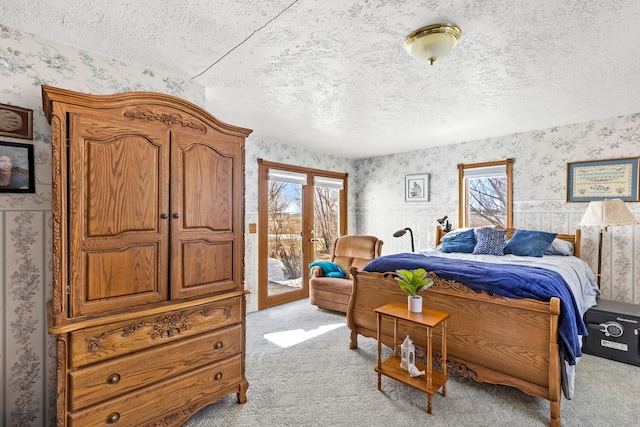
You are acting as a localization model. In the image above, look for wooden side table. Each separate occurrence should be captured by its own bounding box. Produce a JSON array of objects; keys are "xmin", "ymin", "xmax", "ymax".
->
[{"xmin": 374, "ymin": 301, "xmax": 450, "ymax": 414}]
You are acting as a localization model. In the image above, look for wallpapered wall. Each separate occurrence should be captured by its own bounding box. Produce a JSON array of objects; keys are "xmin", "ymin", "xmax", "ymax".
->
[{"xmin": 1, "ymin": 23, "xmax": 640, "ymax": 426}]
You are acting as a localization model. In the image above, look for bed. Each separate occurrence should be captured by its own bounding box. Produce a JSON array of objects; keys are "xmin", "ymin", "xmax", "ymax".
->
[{"xmin": 347, "ymin": 227, "xmax": 599, "ymax": 427}]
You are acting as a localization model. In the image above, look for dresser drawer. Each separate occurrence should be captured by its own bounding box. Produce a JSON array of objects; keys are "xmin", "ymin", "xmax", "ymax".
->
[
  {"xmin": 69, "ymin": 324, "xmax": 242, "ymax": 411},
  {"xmin": 69, "ymin": 297, "xmax": 242, "ymax": 367},
  {"xmin": 68, "ymin": 354, "xmax": 242, "ymax": 427}
]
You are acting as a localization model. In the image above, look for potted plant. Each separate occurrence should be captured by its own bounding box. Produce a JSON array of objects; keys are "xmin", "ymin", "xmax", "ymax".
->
[{"xmin": 395, "ymin": 268, "xmax": 434, "ymax": 312}]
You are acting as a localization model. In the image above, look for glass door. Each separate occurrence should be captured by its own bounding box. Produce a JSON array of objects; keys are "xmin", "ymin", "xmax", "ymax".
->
[
  {"xmin": 258, "ymin": 160, "xmax": 347, "ymax": 309},
  {"xmin": 265, "ymin": 169, "xmax": 305, "ymax": 300},
  {"xmin": 312, "ymin": 176, "xmax": 344, "ymax": 263}
]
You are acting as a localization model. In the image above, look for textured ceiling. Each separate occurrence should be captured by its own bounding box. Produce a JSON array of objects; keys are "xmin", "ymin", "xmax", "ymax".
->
[{"xmin": 2, "ymin": 0, "xmax": 640, "ymax": 159}]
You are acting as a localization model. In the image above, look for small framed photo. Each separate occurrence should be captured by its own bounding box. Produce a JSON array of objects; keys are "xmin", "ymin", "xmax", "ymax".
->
[
  {"xmin": 0, "ymin": 103, "xmax": 33, "ymax": 140},
  {"xmin": 567, "ymin": 157, "xmax": 639, "ymax": 202},
  {"xmin": 0, "ymin": 140, "xmax": 35, "ymax": 193},
  {"xmin": 405, "ymin": 173, "xmax": 430, "ymax": 202}
]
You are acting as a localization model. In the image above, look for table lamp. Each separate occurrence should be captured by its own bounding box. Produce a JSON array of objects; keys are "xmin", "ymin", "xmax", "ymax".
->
[{"xmin": 578, "ymin": 199, "xmax": 638, "ymax": 288}]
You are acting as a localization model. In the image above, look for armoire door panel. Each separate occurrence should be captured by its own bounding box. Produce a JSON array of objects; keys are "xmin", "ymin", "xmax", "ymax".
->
[
  {"xmin": 181, "ymin": 241, "xmax": 234, "ymax": 291},
  {"xmin": 68, "ymin": 114, "xmax": 170, "ymax": 317},
  {"xmin": 85, "ymin": 244, "xmax": 159, "ymax": 300},
  {"xmin": 178, "ymin": 142, "xmax": 233, "ymax": 232},
  {"xmin": 170, "ymin": 132, "xmax": 242, "ymax": 299},
  {"xmin": 85, "ymin": 134, "xmax": 162, "ymax": 237}
]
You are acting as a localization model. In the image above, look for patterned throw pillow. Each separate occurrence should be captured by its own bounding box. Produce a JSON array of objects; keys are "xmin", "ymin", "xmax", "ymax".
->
[{"xmin": 472, "ymin": 227, "xmax": 506, "ymax": 256}]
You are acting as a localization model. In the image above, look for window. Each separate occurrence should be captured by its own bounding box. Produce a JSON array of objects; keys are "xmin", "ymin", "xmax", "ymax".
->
[{"xmin": 458, "ymin": 159, "xmax": 513, "ymax": 228}]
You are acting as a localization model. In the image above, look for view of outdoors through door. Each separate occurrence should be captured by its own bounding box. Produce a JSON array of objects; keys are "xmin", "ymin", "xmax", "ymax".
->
[
  {"xmin": 258, "ymin": 160, "xmax": 347, "ymax": 309},
  {"xmin": 312, "ymin": 177, "xmax": 343, "ymax": 264},
  {"xmin": 266, "ymin": 170, "xmax": 304, "ymax": 298}
]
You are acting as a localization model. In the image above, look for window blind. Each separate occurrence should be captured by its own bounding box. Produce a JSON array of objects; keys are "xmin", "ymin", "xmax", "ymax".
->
[
  {"xmin": 313, "ymin": 176, "xmax": 344, "ymax": 190},
  {"xmin": 268, "ymin": 169, "xmax": 307, "ymax": 185},
  {"xmin": 463, "ymin": 165, "xmax": 506, "ymax": 179}
]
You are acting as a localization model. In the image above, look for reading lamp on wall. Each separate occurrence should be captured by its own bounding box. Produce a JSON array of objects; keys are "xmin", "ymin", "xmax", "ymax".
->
[
  {"xmin": 393, "ymin": 227, "xmax": 415, "ymax": 252},
  {"xmin": 578, "ymin": 199, "xmax": 638, "ymax": 288},
  {"xmin": 437, "ymin": 215, "xmax": 452, "ymax": 232}
]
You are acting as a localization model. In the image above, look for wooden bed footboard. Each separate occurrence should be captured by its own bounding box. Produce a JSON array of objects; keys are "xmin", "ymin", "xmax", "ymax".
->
[{"xmin": 348, "ymin": 269, "xmax": 562, "ymax": 427}]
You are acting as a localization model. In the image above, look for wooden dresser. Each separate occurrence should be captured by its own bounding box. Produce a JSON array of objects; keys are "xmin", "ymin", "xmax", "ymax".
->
[{"xmin": 42, "ymin": 86, "xmax": 252, "ymax": 427}]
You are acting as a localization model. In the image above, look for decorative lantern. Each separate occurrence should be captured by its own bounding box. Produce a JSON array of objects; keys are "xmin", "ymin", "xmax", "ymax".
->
[{"xmin": 400, "ymin": 335, "xmax": 415, "ymax": 370}]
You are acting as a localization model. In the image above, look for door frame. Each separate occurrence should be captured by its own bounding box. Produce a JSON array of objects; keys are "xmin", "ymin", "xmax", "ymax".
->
[{"xmin": 257, "ymin": 159, "xmax": 347, "ymax": 309}]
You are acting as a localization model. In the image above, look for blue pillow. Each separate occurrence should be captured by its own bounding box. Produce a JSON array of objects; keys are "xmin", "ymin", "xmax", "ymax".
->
[
  {"xmin": 544, "ymin": 238, "xmax": 574, "ymax": 256},
  {"xmin": 441, "ymin": 229, "xmax": 476, "ymax": 253},
  {"xmin": 472, "ymin": 227, "xmax": 506, "ymax": 256},
  {"xmin": 504, "ymin": 230, "xmax": 557, "ymax": 257}
]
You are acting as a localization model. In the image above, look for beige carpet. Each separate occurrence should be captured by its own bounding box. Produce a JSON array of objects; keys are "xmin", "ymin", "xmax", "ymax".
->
[{"xmin": 185, "ymin": 298, "xmax": 639, "ymax": 427}]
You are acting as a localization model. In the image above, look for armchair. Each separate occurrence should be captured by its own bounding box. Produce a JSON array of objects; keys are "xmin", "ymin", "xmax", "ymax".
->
[{"xmin": 309, "ymin": 235, "xmax": 383, "ymax": 313}]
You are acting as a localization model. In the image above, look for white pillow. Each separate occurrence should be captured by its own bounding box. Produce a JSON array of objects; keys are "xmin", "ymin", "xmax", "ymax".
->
[{"xmin": 544, "ymin": 238, "xmax": 574, "ymax": 256}]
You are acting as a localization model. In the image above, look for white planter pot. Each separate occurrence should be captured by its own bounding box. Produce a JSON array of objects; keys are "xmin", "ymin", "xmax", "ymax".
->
[{"xmin": 408, "ymin": 295, "xmax": 422, "ymax": 313}]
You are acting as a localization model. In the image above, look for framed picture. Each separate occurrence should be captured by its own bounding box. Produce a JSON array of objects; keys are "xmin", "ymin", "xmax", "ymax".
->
[
  {"xmin": 405, "ymin": 173, "xmax": 430, "ymax": 202},
  {"xmin": 0, "ymin": 140, "xmax": 35, "ymax": 193},
  {"xmin": 0, "ymin": 103, "xmax": 33, "ymax": 140},
  {"xmin": 567, "ymin": 157, "xmax": 639, "ymax": 202}
]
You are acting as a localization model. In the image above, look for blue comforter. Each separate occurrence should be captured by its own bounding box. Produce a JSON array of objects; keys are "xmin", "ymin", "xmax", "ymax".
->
[{"xmin": 363, "ymin": 253, "xmax": 587, "ymax": 365}]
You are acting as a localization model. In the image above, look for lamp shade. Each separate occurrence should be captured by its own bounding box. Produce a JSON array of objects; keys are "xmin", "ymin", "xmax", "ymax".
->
[
  {"xmin": 578, "ymin": 199, "xmax": 638, "ymax": 229},
  {"xmin": 404, "ymin": 23, "xmax": 461, "ymax": 65}
]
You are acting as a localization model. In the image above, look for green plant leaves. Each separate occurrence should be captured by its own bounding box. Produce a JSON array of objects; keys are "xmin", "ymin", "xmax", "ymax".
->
[{"xmin": 394, "ymin": 268, "xmax": 433, "ymax": 296}]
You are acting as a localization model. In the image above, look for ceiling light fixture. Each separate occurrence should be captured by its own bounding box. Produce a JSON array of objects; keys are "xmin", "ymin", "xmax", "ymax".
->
[{"xmin": 404, "ymin": 23, "xmax": 462, "ymax": 65}]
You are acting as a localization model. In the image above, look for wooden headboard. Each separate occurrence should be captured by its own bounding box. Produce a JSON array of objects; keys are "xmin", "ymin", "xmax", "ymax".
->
[{"xmin": 435, "ymin": 227, "xmax": 581, "ymax": 259}]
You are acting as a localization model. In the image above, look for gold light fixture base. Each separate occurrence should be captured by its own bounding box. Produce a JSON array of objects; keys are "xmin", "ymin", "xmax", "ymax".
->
[{"xmin": 404, "ymin": 23, "xmax": 462, "ymax": 65}]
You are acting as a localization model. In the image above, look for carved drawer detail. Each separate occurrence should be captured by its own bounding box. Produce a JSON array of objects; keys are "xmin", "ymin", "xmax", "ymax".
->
[{"xmin": 70, "ymin": 298, "xmax": 241, "ymax": 368}]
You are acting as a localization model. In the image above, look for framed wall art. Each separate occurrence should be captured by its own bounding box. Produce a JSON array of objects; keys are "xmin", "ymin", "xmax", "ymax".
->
[
  {"xmin": 405, "ymin": 173, "xmax": 430, "ymax": 202},
  {"xmin": 0, "ymin": 140, "xmax": 35, "ymax": 193},
  {"xmin": 0, "ymin": 103, "xmax": 33, "ymax": 140},
  {"xmin": 567, "ymin": 157, "xmax": 639, "ymax": 202}
]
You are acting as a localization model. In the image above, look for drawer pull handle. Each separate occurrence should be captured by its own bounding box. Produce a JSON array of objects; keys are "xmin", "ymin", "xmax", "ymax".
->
[
  {"xmin": 214, "ymin": 341, "xmax": 224, "ymax": 350},
  {"xmin": 160, "ymin": 213, "xmax": 169, "ymax": 219},
  {"xmin": 172, "ymin": 213, "xmax": 180, "ymax": 218},
  {"xmin": 214, "ymin": 372, "xmax": 223, "ymax": 381},
  {"xmin": 107, "ymin": 374, "xmax": 121, "ymax": 385},
  {"xmin": 106, "ymin": 412, "xmax": 120, "ymax": 424}
]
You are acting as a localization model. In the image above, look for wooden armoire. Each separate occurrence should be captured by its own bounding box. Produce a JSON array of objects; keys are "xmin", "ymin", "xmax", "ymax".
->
[{"xmin": 42, "ymin": 85, "xmax": 252, "ymax": 427}]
